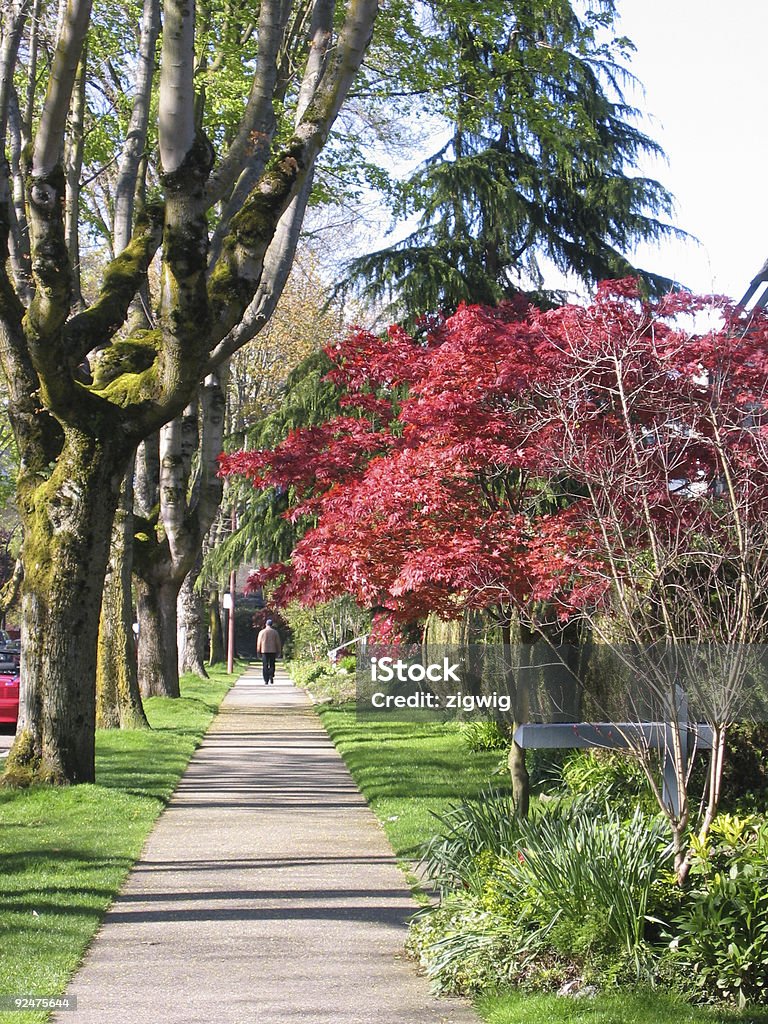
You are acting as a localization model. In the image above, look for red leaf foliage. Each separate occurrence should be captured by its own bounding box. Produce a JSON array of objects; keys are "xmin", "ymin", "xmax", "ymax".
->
[{"xmin": 224, "ymin": 283, "xmax": 768, "ymax": 637}]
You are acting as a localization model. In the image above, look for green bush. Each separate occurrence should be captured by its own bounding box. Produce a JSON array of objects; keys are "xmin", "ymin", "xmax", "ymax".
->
[
  {"xmin": 288, "ymin": 660, "xmax": 332, "ymax": 688},
  {"xmin": 420, "ymin": 789, "xmax": 522, "ymax": 896},
  {"xmin": 460, "ymin": 720, "xmax": 510, "ymax": 753},
  {"xmin": 413, "ymin": 796, "xmax": 669, "ymax": 993},
  {"xmin": 664, "ymin": 815, "xmax": 768, "ymax": 1007},
  {"xmin": 407, "ymin": 892, "xmax": 537, "ymax": 994},
  {"xmin": 561, "ymin": 749, "xmax": 653, "ymax": 811},
  {"xmin": 513, "ymin": 804, "xmax": 666, "ymax": 968},
  {"xmin": 287, "ymin": 658, "xmax": 356, "ymax": 703},
  {"xmin": 338, "ymin": 654, "xmax": 357, "ymax": 673}
]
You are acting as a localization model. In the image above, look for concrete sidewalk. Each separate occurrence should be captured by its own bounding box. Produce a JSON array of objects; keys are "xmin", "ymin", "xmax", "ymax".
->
[{"xmin": 53, "ymin": 665, "xmax": 477, "ymax": 1024}]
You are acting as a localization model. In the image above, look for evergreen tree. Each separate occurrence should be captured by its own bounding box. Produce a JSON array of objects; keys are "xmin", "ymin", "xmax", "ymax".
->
[{"xmin": 344, "ymin": 0, "xmax": 681, "ymax": 316}]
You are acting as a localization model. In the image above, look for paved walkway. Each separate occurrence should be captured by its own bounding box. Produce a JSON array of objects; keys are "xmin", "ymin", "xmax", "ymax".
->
[{"xmin": 53, "ymin": 665, "xmax": 477, "ymax": 1024}]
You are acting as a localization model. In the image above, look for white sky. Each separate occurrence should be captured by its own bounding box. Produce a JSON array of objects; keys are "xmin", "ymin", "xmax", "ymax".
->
[{"xmin": 618, "ymin": 2, "xmax": 768, "ymax": 300}]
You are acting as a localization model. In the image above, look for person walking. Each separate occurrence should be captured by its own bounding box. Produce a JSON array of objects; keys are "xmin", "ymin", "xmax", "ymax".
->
[{"xmin": 256, "ymin": 618, "xmax": 282, "ymax": 684}]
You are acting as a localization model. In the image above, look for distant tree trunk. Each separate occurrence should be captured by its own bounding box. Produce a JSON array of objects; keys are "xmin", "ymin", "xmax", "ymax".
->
[
  {"xmin": 96, "ymin": 466, "xmax": 148, "ymax": 729},
  {"xmin": 136, "ymin": 576, "xmax": 180, "ymax": 698},
  {"xmin": 207, "ymin": 588, "xmax": 225, "ymax": 664},
  {"xmin": 135, "ymin": 372, "xmax": 226, "ymax": 692},
  {"xmin": 178, "ymin": 557, "xmax": 208, "ymax": 677},
  {"xmin": 0, "ymin": 559, "xmax": 23, "ymax": 618}
]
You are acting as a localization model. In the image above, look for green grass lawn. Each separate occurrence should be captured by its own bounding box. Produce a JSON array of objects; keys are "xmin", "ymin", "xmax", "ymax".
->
[
  {"xmin": 477, "ymin": 990, "xmax": 768, "ymax": 1024},
  {"xmin": 0, "ymin": 666, "xmax": 237, "ymax": 1024},
  {"xmin": 317, "ymin": 704, "xmax": 508, "ymax": 856},
  {"xmin": 315, "ymin": 704, "xmax": 767, "ymax": 1024}
]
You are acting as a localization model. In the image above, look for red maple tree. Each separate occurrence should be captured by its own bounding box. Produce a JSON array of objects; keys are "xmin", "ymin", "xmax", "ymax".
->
[
  {"xmin": 222, "ymin": 281, "xmax": 768, "ymax": 851},
  {"xmin": 221, "ymin": 282, "xmax": 768, "ymax": 644}
]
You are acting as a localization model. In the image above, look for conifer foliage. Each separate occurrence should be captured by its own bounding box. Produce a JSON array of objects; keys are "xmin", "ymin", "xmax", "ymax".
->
[{"xmin": 345, "ymin": 0, "xmax": 681, "ymax": 316}]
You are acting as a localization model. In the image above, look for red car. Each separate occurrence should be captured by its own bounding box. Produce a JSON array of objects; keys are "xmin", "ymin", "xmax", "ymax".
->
[{"xmin": 0, "ymin": 671, "xmax": 19, "ymax": 726}]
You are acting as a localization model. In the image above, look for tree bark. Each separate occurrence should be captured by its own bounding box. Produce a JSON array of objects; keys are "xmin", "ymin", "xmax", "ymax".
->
[
  {"xmin": 5, "ymin": 432, "xmax": 126, "ymax": 784},
  {"xmin": 507, "ymin": 740, "xmax": 530, "ymax": 819},
  {"xmin": 158, "ymin": 0, "xmax": 196, "ymax": 176},
  {"xmin": 63, "ymin": 45, "xmax": 87, "ymax": 308},
  {"xmin": 32, "ymin": 0, "xmax": 93, "ymax": 178},
  {"xmin": 6, "ymin": 88, "xmax": 33, "ymax": 300},
  {"xmin": 208, "ymin": 588, "xmax": 225, "ymax": 664},
  {"xmin": 178, "ymin": 557, "xmax": 208, "ymax": 677},
  {"xmin": 135, "ymin": 371, "xmax": 226, "ymax": 694},
  {"xmin": 96, "ymin": 461, "xmax": 148, "ymax": 729},
  {"xmin": 502, "ymin": 619, "xmax": 530, "ymax": 817},
  {"xmin": 0, "ymin": 1, "xmax": 29, "ymax": 145},
  {"xmin": 113, "ymin": 0, "xmax": 160, "ymax": 252},
  {"xmin": 136, "ymin": 576, "xmax": 180, "ymax": 698},
  {"xmin": 93, "ymin": 0, "xmax": 159, "ymax": 725}
]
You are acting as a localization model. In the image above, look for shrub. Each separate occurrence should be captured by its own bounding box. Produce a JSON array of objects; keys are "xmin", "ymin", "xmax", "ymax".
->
[
  {"xmin": 504, "ymin": 803, "xmax": 667, "ymax": 969},
  {"xmin": 420, "ymin": 789, "xmax": 522, "ymax": 896},
  {"xmin": 459, "ymin": 720, "xmax": 510, "ymax": 753},
  {"xmin": 561, "ymin": 749, "xmax": 653, "ymax": 812},
  {"xmin": 287, "ymin": 660, "xmax": 331, "ymax": 688},
  {"xmin": 287, "ymin": 659, "xmax": 356, "ymax": 703},
  {"xmin": 407, "ymin": 893, "xmax": 538, "ymax": 994},
  {"xmin": 664, "ymin": 815, "xmax": 768, "ymax": 1007},
  {"xmin": 412, "ymin": 796, "xmax": 670, "ymax": 993}
]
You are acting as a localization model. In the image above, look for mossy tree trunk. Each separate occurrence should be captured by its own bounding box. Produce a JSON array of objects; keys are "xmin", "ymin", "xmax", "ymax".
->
[
  {"xmin": 208, "ymin": 589, "xmax": 225, "ymax": 665},
  {"xmin": 96, "ymin": 467, "xmax": 148, "ymax": 729},
  {"xmin": 8, "ymin": 430, "xmax": 129, "ymax": 784}
]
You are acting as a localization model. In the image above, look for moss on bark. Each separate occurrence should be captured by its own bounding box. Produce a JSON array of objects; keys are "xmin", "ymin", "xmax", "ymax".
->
[{"xmin": 90, "ymin": 331, "xmax": 161, "ymax": 390}]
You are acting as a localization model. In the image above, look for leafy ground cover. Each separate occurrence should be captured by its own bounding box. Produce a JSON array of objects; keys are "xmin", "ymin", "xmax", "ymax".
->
[
  {"xmin": 0, "ymin": 666, "xmax": 237, "ymax": 1024},
  {"xmin": 288, "ymin": 659, "xmax": 357, "ymax": 706}
]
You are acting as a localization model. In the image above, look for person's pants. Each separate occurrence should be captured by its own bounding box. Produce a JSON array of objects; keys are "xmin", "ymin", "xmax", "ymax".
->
[{"xmin": 262, "ymin": 653, "xmax": 277, "ymax": 683}]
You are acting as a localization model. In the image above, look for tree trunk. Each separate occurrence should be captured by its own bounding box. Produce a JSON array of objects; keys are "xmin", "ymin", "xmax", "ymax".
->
[
  {"xmin": 136, "ymin": 576, "xmax": 180, "ymax": 698},
  {"xmin": 135, "ymin": 372, "xmax": 226, "ymax": 690},
  {"xmin": 178, "ymin": 558, "xmax": 208, "ymax": 677},
  {"xmin": 0, "ymin": 559, "xmax": 23, "ymax": 618},
  {"xmin": 508, "ymin": 739, "xmax": 530, "ymax": 818},
  {"xmin": 502, "ymin": 619, "xmax": 530, "ymax": 817},
  {"xmin": 63, "ymin": 44, "xmax": 87, "ymax": 308},
  {"xmin": 207, "ymin": 588, "xmax": 225, "ymax": 665},
  {"xmin": 4, "ymin": 432, "xmax": 125, "ymax": 785},
  {"xmin": 96, "ymin": 465, "xmax": 148, "ymax": 729},
  {"xmin": 113, "ymin": 0, "xmax": 160, "ymax": 253}
]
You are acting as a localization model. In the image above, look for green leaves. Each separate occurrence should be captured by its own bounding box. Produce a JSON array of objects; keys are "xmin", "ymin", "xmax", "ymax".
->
[
  {"xmin": 341, "ymin": 0, "xmax": 681, "ymax": 319},
  {"xmin": 666, "ymin": 817, "xmax": 768, "ymax": 1006}
]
